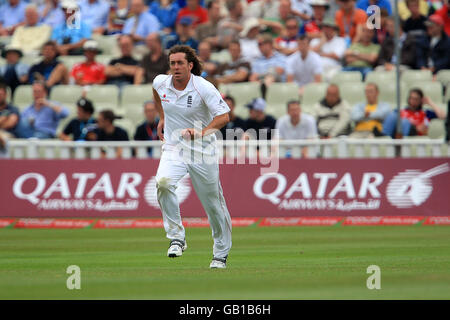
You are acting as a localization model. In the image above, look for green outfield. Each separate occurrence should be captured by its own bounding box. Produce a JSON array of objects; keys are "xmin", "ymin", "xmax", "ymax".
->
[{"xmin": 0, "ymin": 226, "xmax": 449, "ymax": 299}]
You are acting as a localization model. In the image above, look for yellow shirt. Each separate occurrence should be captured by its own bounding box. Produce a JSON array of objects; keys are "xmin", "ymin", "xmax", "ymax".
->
[
  {"xmin": 355, "ymin": 104, "xmax": 383, "ymax": 132},
  {"xmin": 398, "ymin": 0, "xmax": 429, "ymax": 20}
]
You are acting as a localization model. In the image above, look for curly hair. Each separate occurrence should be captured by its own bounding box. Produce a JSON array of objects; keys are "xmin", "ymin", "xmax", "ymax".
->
[{"xmin": 168, "ymin": 45, "xmax": 203, "ymax": 76}]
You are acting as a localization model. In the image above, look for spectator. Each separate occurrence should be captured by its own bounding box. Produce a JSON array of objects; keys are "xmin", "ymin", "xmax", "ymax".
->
[
  {"xmin": 250, "ymin": 34, "xmax": 287, "ymax": 96},
  {"xmin": 28, "ymin": 40, "xmax": 69, "ymax": 87},
  {"xmin": 149, "ymin": 0, "xmax": 181, "ymax": 34},
  {"xmin": 372, "ymin": 8, "xmax": 389, "ymax": 45},
  {"xmin": 239, "ymin": 17, "xmax": 262, "ymax": 62},
  {"xmin": 214, "ymin": 40, "xmax": 251, "ymax": 85},
  {"xmin": 70, "ymin": 40, "xmax": 106, "ymax": 85},
  {"xmin": 51, "ymin": 0, "xmax": 92, "ymax": 56},
  {"xmin": 335, "ymin": 0, "xmax": 367, "ymax": 43},
  {"xmin": 59, "ymin": 97, "xmax": 96, "ymax": 141},
  {"xmin": 0, "ymin": 0, "xmax": 27, "ymax": 36},
  {"xmin": 382, "ymin": 88, "xmax": 446, "ymax": 138},
  {"xmin": 219, "ymin": 94, "xmax": 246, "ymax": 140},
  {"xmin": 290, "ymin": 0, "xmax": 313, "ymax": 21},
  {"xmin": 398, "ymin": 0, "xmax": 429, "ymax": 21},
  {"xmin": 434, "ymin": 1, "xmax": 450, "ymax": 36},
  {"xmin": 107, "ymin": 0, "xmax": 133, "ymax": 35},
  {"xmin": 16, "ymin": 81, "xmax": 69, "ymax": 139},
  {"xmin": 198, "ymin": 41, "xmax": 219, "ymax": 80},
  {"xmin": 176, "ymin": 0, "xmax": 208, "ymax": 28},
  {"xmin": 0, "ymin": 45, "xmax": 29, "ymax": 94},
  {"xmin": 301, "ymin": 0, "xmax": 329, "ymax": 39},
  {"xmin": 311, "ymin": 83, "xmax": 352, "ymax": 138},
  {"xmin": 343, "ymin": 25, "xmax": 380, "ymax": 80},
  {"xmin": 356, "ymin": 0, "xmax": 392, "ymax": 16},
  {"xmin": 350, "ymin": 82, "xmax": 390, "ymax": 138},
  {"xmin": 246, "ymin": 0, "xmax": 280, "ymax": 20},
  {"xmin": 275, "ymin": 99, "xmax": 318, "ymax": 157},
  {"xmin": 78, "ymin": 0, "xmax": 110, "ymax": 35},
  {"xmin": 105, "ymin": 35, "xmax": 140, "ymax": 88},
  {"xmin": 286, "ymin": 35, "xmax": 323, "ymax": 96},
  {"xmin": 11, "ymin": 4, "xmax": 52, "ymax": 56},
  {"xmin": 216, "ymin": 0, "xmax": 246, "ymax": 49},
  {"xmin": 135, "ymin": 33, "xmax": 169, "ymax": 84},
  {"xmin": 310, "ymin": 17, "xmax": 346, "ymax": 81},
  {"xmin": 122, "ymin": 0, "xmax": 161, "ymax": 44},
  {"xmin": 196, "ymin": 0, "xmax": 222, "ymax": 50},
  {"xmin": 274, "ymin": 16, "xmax": 300, "ymax": 56},
  {"xmin": 376, "ymin": 17, "xmax": 417, "ymax": 72},
  {"xmin": 244, "ymin": 97, "xmax": 277, "ymax": 140},
  {"xmin": 0, "ymin": 82, "xmax": 20, "ymax": 139},
  {"xmin": 165, "ymin": 16, "xmax": 199, "ymax": 51},
  {"xmin": 39, "ymin": 0, "xmax": 65, "ymax": 29},
  {"xmin": 134, "ymin": 100, "xmax": 160, "ymax": 156},
  {"xmin": 402, "ymin": 0, "xmax": 427, "ymax": 36},
  {"xmin": 416, "ymin": 14, "xmax": 450, "ymax": 74}
]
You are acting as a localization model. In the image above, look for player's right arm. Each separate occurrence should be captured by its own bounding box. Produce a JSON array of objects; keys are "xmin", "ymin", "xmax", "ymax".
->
[{"xmin": 152, "ymin": 88, "xmax": 165, "ymax": 141}]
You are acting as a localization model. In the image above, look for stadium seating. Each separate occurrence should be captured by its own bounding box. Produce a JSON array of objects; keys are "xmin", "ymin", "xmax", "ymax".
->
[
  {"xmin": 59, "ymin": 56, "xmax": 85, "ymax": 71},
  {"xmin": 365, "ymin": 70, "xmax": 396, "ymax": 84},
  {"xmin": 115, "ymin": 118, "xmax": 135, "ymax": 139},
  {"xmin": 12, "ymin": 85, "xmax": 33, "ymax": 110},
  {"xmin": 301, "ymin": 82, "xmax": 328, "ymax": 114},
  {"xmin": 84, "ymin": 85, "xmax": 120, "ymax": 113},
  {"xmin": 265, "ymin": 83, "xmax": 299, "ymax": 119},
  {"xmin": 427, "ymin": 119, "xmax": 446, "ymax": 139},
  {"xmin": 378, "ymin": 81, "xmax": 407, "ymax": 107},
  {"xmin": 92, "ymin": 34, "xmax": 120, "ymax": 56},
  {"xmin": 401, "ymin": 69, "xmax": 433, "ymax": 87},
  {"xmin": 211, "ymin": 50, "xmax": 232, "ymax": 64},
  {"xmin": 121, "ymin": 84, "xmax": 153, "ymax": 126},
  {"xmin": 407, "ymin": 81, "xmax": 444, "ymax": 104},
  {"xmin": 331, "ymin": 71, "xmax": 363, "ymax": 83},
  {"xmin": 218, "ymin": 82, "xmax": 260, "ymax": 119},
  {"xmin": 49, "ymin": 85, "xmax": 84, "ymax": 115},
  {"xmin": 96, "ymin": 55, "xmax": 115, "ymax": 66},
  {"xmin": 436, "ymin": 69, "xmax": 450, "ymax": 87},
  {"xmin": 337, "ymin": 82, "xmax": 366, "ymax": 107}
]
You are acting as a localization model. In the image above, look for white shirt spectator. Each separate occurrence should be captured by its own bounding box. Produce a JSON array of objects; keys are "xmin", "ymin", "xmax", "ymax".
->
[
  {"xmin": 286, "ymin": 50, "xmax": 322, "ymax": 88},
  {"xmin": 290, "ymin": 0, "xmax": 313, "ymax": 17},
  {"xmin": 310, "ymin": 36, "xmax": 346, "ymax": 68},
  {"xmin": 239, "ymin": 38, "xmax": 261, "ymax": 62},
  {"xmin": 275, "ymin": 113, "xmax": 318, "ymax": 139}
]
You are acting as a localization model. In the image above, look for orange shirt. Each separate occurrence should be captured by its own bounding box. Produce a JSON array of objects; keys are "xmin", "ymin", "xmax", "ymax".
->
[
  {"xmin": 71, "ymin": 62, "xmax": 106, "ymax": 85},
  {"xmin": 335, "ymin": 8, "xmax": 368, "ymax": 40}
]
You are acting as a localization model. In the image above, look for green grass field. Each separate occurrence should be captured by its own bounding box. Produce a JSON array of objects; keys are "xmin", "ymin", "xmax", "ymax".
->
[{"xmin": 0, "ymin": 226, "xmax": 449, "ymax": 299}]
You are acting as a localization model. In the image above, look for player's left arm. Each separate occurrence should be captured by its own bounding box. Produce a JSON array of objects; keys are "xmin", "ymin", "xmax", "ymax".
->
[{"xmin": 201, "ymin": 113, "xmax": 229, "ymax": 137}]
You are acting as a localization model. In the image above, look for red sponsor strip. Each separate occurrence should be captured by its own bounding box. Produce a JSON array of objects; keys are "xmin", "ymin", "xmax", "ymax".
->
[
  {"xmin": 183, "ymin": 218, "xmax": 210, "ymax": 227},
  {"xmin": 93, "ymin": 219, "xmax": 165, "ymax": 229},
  {"xmin": 423, "ymin": 217, "xmax": 450, "ymax": 225},
  {"xmin": 231, "ymin": 218, "xmax": 260, "ymax": 227},
  {"xmin": 14, "ymin": 219, "xmax": 94, "ymax": 229},
  {"xmin": 0, "ymin": 219, "xmax": 15, "ymax": 228},
  {"xmin": 343, "ymin": 216, "xmax": 424, "ymax": 226},
  {"xmin": 259, "ymin": 217, "xmax": 342, "ymax": 227}
]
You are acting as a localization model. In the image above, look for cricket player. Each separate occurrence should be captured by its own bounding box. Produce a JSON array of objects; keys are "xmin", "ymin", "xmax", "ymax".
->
[{"xmin": 152, "ymin": 45, "xmax": 232, "ymax": 269}]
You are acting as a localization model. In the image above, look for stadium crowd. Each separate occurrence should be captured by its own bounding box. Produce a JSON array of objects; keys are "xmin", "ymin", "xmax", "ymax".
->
[{"xmin": 0, "ymin": 0, "xmax": 450, "ymax": 155}]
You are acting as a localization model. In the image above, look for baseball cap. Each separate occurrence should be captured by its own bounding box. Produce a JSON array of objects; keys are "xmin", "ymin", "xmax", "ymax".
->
[
  {"xmin": 310, "ymin": 0, "xmax": 330, "ymax": 7},
  {"xmin": 179, "ymin": 16, "xmax": 193, "ymax": 26},
  {"xmin": 77, "ymin": 97, "xmax": 95, "ymax": 114},
  {"xmin": 246, "ymin": 98, "xmax": 266, "ymax": 112},
  {"xmin": 424, "ymin": 14, "xmax": 445, "ymax": 27},
  {"xmin": 83, "ymin": 40, "xmax": 99, "ymax": 52}
]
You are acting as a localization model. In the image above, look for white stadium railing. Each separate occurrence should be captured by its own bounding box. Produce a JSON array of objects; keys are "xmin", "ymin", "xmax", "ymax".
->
[{"xmin": 2, "ymin": 138, "xmax": 449, "ymax": 159}]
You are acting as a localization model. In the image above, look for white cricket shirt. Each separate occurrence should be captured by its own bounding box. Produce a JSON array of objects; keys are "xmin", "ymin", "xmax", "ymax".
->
[{"xmin": 153, "ymin": 74, "xmax": 230, "ymax": 154}]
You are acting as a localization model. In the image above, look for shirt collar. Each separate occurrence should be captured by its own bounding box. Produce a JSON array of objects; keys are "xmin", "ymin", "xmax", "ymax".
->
[{"xmin": 167, "ymin": 74, "xmax": 195, "ymax": 95}]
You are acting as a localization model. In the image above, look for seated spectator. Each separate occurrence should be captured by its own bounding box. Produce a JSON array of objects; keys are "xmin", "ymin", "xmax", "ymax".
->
[
  {"xmin": 70, "ymin": 40, "xmax": 106, "ymax": 85},
  {"xmin": 216, "ymin": 0, "xmax": 246, "ymax": 49},
  {"xmin": 39, "ymin": 0, "xmax": 65, "ymax": 30},
  {"xmin": 107, "ymin": 0, "xmax": 133, "ymax": 35},
  {"xmin": 350, "ymin": 82, "xmax": 391, "ymax": 138},
  {"xmin": 51, "ymin": 0, "xmax": 92, "ymax": 56},
  {"xmin": 286, "ymin": 35, "xmax": 322, "ymax": 96},
  {"xmin": 122, "ymin": 0, "xmax": 161, "ymax": 44},
  {"xmin": 150, "ymin": 0, "xmax": 181, "ymax": 35},
  {"xmin": 398, "ymin": 0, "xmax": 429, "ymax": 22},
  {"xmin": 301, "ymin": 0, "xmax": 329, "ymax": 39},
  {"xmin": 275, "ymin": 99, "xmax": 318, "ymax": 157},
  {"xmin": 0, "ymin": 82, "xmax": 20, "ymax": 139},
  {"xmin": 59, "ymin": 97, "xmax": 96, "ymax": 141},
  {"xmin": 356, "ymin": 0, "xmax": 392, "ymax": 16},
  {"xmin": 28, "ymin": 40, "xmax": 69, "ymax": 87},
  {"xmin": 135, "ymin": 32, "xmax": 169, "ymax": 84},
  {"xmin": 198, "ymin": 41, "xmax": 219, "ymax": 80},
  {"xmin": 214, "ymin": 40, "xmax": 251, "ymax": 85},
  {"xmin": 134, "ymin": 100, "xmax": 160, "ymax": 156},
  {"xmin": 219, "ymin": 94, "xmax": 246, "ymax": 140},
  {"xmin": 416, "ymin": 14, "xmax": 450, "ymax": 74},
  {"xmin": 259, "ymin": 0, "xmax": 295, "ymax": 38},
  {"xmin": 382, "ymin": 88, "xmax": 446, "ymax": 138},
  {"xmin": 402, "ymin": 0, "xmax": 427, "ymax": 36},
  {"xmin": 434, "ymin": 1, "xmax": 450, "ymax": 36},
  {"xmin": 79, "ymin": 0, "xmax": 111, "ymax": 35},
  {"xmin": 290, "ymin": 0, "xmax": 313, "ymax": 21},
  {"xmin": 376, "ymin": 17, "xmax": 417, "ymax": 72},
  {"xmin": 310, "ymin": 18, "xmax": 346, "ymax": 81},
  {"xmin": 195, "ymin": 0, "xmax": 222, "ymax": 51},
  {"xmin": 274, "ymin": 16, "xmax": 300, "ymax": 56},
  {"xmin": 176, "ymin": 0, "xmax": 208, "ymax": 28},
  {"xmin": 0, "ymin": 0, "xmax": 27, "ymax": 36},
  {"xmin": 335, "ymin": 0, "xmax": 367, "ymax": 43},
  {"xmin": 0, "ymin": 45, "xmax": 29, "ymax": 94},
  {"xmin": 246, "ymin": 0, "xmax": 280, "ymax": 20},
  {"xmin": 243, "ymin": 97, "xmax": 277, "ymax": 140},
  {"xmin": 343, "ymin": 25, "xmax": 380, "ymax": 80},
  {"xmin": 16, "ymin": 81, "xmax": 69, "ymax": 139},
  {"xmin": 311, "ymin": 83, "xmax": 352, "ymax": 138},
  {"xmin": 250, "ymin": 34, "xmax": 287, "ymax": 95},
  {"xmin": 11, "ymin": 4, "xmax": 52, "ymax": 56},
  {"xmin": 105, "ymin": 35, "xmax": 140, "ymax": 88},
  {"xmin": 165, "ymin": 16, "xmax": 199, "ymax": 51},
  {"xmin": 239, "ymin": 17, "xmax": 262, "ymax": 62}
]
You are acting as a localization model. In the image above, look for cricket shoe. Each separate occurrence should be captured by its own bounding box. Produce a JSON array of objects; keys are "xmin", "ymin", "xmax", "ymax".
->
[
  {"xmin": 167, "ymin": 239, "xmax": 187, "ymax": 258},
  {"xmin": 209, "ymin": 256, "xmax": 227, "ymax": 269}
]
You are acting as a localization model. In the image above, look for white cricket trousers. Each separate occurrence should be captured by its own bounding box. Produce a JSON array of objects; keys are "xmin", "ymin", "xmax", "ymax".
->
[{"xmin": 155, "ymin": 144, "xmax": 232, "ymax": 259}]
